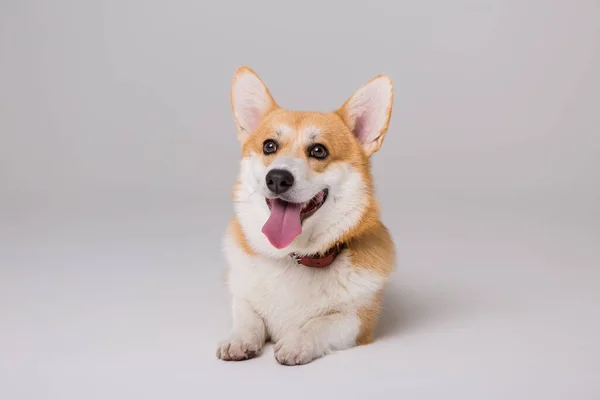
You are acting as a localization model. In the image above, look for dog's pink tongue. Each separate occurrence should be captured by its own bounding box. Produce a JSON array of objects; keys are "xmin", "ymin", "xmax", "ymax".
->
[{"xmin": 262, "ymin": 199, "xmax": 302, "ymax": 249}]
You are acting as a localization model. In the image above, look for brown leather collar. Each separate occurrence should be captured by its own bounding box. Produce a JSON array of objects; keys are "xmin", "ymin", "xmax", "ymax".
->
[{"xmin": 291, "ymin": 243, "xmax": 345, "ymax": 268}]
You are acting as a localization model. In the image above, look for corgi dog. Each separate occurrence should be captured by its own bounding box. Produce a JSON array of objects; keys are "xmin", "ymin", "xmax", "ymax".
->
[{"xmin": 216, "ymin": 66, "xmax": 396, "ymax": 365}]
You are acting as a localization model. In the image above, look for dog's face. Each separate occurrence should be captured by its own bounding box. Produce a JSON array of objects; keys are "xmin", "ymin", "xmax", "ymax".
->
[{"xmin": 230, "ymin": 67, "xmax": 393, "ymax": 254}]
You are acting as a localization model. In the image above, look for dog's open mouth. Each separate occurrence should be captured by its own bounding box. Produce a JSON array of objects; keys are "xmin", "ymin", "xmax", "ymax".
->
[
  {"xmin": 265, "ymin": 189, "xmax": 328, "ymax": 221},
  {"xmin": 262, "ymin": 189, "xmax": 328, "ymax": 250}
]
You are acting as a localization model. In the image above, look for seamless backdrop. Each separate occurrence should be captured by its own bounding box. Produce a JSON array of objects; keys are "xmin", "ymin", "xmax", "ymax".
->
[{"xmin": 1, "ymin": 1, "xmax": 599, "ymax": 399}]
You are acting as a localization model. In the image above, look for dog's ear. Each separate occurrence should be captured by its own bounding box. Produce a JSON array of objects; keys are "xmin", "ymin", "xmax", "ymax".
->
[
  {"xmin": 230, "ymin": 66, "xmax": 278, "ymax": 143},
  {"xmin": 336, "ymin": 75, "xmax": 393, "ymax": 157}
]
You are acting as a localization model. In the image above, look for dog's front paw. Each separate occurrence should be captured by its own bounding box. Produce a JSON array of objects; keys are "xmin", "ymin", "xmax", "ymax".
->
[
  {"xmin": 274, "ymin": 333, "xmax": 319, "ymax": 366},
  {"xmin": 216, "ymin": 332, "xmax": 263, "ymax": 361}
]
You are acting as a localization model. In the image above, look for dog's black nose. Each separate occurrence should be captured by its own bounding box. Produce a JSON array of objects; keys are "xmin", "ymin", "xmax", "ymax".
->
[{"xmin": 266, "ymin": 169, "xmax": 294, "ymax": 194}]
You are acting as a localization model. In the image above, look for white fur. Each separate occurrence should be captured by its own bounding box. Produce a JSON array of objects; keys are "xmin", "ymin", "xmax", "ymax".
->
[
  {"xmin": 218, "ymin": 154, "xmax": 385, "ymax": 365},
  {"xmin": 236, "ymin": 153, "xmax": 369, "ymax": 257},
  {"xmin": 273, "ymin": 312, "xmax": 359, "ymax": 365},
  {"xmin": 216, "ymin": 296, "xmax": 266, "ymax": 361},
  {"xmin": 221, "ymin": 228, "xmax": 383, "ymax": 364}
]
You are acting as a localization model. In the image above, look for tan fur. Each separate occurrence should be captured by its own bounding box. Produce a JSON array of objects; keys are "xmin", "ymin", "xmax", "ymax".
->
[
  {"xmin": 232, "ymin": 67, "xmax": 394, "ymax": 275},
  {"xmin": 348, "ymin": 222, "xmax": 395, "ymax": 344},
  {"xmin": 224, "ymin": 67, "xmax": 396, "ymax": 360},
  {"xmin": 356, "ymin": 289, "xmax": 384, "ymax": 345},
  {"xmin": 241, "ymin": 109, "xmax": 369, "ymax": 173},
  {"xmin": 348, "ymin": 222, "xmax": 396, "ymax": 277},
  {"xmin": 229, "ymin": 216, "xmax": 255, "ymax": 256},
  {"xmin": 349, "ymin": 223, "xmax": 394, "ymax": 344}
]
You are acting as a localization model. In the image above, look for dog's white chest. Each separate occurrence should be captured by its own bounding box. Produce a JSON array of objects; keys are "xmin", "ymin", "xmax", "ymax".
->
[{"xmin": 224, "ymin": 238, "xmax": 383, "ymax": 341}]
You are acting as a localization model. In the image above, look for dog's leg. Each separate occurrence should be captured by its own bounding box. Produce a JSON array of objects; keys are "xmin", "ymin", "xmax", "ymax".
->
[
  {"xmin": 274, "ymin": 312, "xmax": 359, "ymax": 366},
  {"xmin": 216, "ymin": 297, "xmax": 266, "ymax": 361}
]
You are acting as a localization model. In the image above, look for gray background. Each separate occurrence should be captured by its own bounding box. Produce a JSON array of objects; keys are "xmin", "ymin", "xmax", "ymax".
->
[{"xmin": 1, "ymin": 0, "xmax": 599, "ymax": 399}]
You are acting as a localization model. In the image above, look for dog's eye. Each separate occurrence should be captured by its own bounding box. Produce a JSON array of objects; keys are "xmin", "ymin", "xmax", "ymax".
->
[
  {"xmin": 263, "ymin": 139, "xmax": 278, "ymax": 155},
  {"xmin": 308, "ymin": 144, "xmax": 328, "ymax": 160}
]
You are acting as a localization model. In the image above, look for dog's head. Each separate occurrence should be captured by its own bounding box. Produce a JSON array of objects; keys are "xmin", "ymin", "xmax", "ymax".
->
[{"xmin": 230, "ymin": 66, "xmax": 393, "ymax": 255}]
